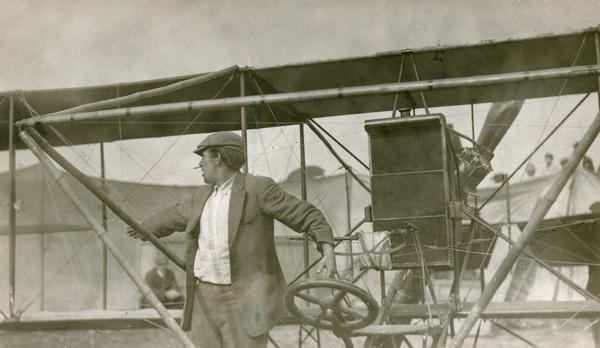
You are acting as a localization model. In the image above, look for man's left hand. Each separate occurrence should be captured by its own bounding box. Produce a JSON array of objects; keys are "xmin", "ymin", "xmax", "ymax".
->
[{"xmin": 316, "ymin": 243, "xmax": 337, "ymax": 278}]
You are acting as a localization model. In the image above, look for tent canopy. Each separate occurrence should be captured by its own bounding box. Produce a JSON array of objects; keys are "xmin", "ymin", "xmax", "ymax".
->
[
  {"xmin": 1, "ymin": 26, "xmax": 598, "ymax": 150},
  {"xmin": 478, "ymin": 168, "xmax": 600, "ymax": 224}
]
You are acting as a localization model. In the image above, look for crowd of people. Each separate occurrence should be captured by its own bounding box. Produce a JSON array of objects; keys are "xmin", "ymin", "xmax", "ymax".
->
[{"xmin": 524, "ymin": 144, "xmax": 597, "ymax": 179}]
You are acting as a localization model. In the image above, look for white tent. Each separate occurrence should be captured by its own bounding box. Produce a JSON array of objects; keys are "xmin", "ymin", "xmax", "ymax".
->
[{"xmin": 478, "ymin": 168, "xmax": 600, "ymax": 303}]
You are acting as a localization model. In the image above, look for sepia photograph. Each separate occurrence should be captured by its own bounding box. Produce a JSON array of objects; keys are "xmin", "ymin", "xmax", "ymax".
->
[{"xmin": 0, "ymin": 1, "xmax": 599, "ymax": 347}]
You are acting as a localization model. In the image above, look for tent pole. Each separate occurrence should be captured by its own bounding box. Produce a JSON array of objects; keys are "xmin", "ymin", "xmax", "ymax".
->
[
  {"xmin": 298, "ymin": 122, "xmax": 312, "ymax": 342},
  {"xmin": 344, "ymin": 169, "xmax": 353, "ymax": 280},
  {"xmin": 25, "ymin": 127, "xmax": 185, "ymax": 271},
  {"xmin": 19, "ymin": 130, "xmax": 196, "ymax": 348},
  {"xmin": 596, "ymin": 30, "xmax": 600, "ymax": 108},
  {"xmin": 8, "ymin": 95, "xmax": 16, "ymax": 318},
  {"xmin": 16, "ymin": 65, "xmax": 600, "ymax": 127},
  {"xmin": 450, "ymin": 111, "xmax": 600, "ymax": 348},
  {"xmin": 100, "ymin": 142, "xmax": 108, "ymax": 310},
  {"xmin": 505, "ymin": 180, "xmax": 512, "ymax": 252},
  {"xmin": 39, "ymin": 165, "xmax": 45, "ymax": 311},
  {"xmin": 240, "ymin": 70, "xmax": 248, "ymax": 174},
  {"xmin": 48, "ymin": 65, "xmax": 238, "ymax": 116}
]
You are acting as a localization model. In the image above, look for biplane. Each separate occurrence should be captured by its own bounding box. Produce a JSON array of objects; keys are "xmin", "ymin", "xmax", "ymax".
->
[{"xmin": 1, "ymin": 24, "xmax": 600, "ymax": 347}]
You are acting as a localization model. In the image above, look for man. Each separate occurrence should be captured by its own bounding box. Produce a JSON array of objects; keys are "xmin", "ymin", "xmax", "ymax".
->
[
  {"xmin": 128, "ymin": 131, "xmax": 336, "ymax": 348},
  {"xmin": 140, "ymin": 253, "xmax": 184, "ymax": 309}
]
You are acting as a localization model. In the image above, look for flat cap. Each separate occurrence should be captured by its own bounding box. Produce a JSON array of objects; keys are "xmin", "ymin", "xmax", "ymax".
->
[{"xmin": 193, "ymin": 131, "xmax": 244, "ymax": 155}]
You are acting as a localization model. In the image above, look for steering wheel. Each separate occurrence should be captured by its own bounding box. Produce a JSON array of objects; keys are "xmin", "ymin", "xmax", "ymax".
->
[{"xmin": 286, "ymin": 278, "xmax": 379, "ymax": 331}]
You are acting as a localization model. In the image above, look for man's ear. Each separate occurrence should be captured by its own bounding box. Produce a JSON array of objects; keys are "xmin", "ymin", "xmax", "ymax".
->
[{"xmin": 215, "ymin": 153, "xmax": 224, "ymax": 166}]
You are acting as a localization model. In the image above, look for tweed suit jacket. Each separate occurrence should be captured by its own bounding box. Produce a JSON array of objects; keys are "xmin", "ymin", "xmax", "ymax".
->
[{"xmin": 140, "ymin": 172, "xmax": 334, "ymax": 336}]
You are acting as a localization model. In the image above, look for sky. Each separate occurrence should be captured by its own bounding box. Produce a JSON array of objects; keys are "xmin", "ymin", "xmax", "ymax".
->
[{"xmin": 0, "ymin": 0, "xmax": 599, "ymax": 188}]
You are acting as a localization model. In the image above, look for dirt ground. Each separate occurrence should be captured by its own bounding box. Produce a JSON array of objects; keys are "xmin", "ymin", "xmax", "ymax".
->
[{"xmin": 0, "ymin": 320, "xmax": 596, "ymax": 347}]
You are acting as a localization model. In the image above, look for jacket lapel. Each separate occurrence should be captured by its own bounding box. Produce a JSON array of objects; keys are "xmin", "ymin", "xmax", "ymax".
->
[
  {"xmin": 187, "ymin": 186, "xmax": 213, "ymax": 237},
  {"xmin": 228, "ymin": 172, "xmax": 246, "ymax": 248}
]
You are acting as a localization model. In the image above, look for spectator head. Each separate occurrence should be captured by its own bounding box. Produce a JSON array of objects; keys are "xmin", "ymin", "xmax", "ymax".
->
[
  {"xmin": 525, "ymin": 163, "xmax": 536, "ymax": 177},
  {"xmin": 491, "ymin": 172, "xmax": 508, "ymax": 184},
  {"xmin": 154, "ymin": 254, "xmax": 169, "ymax": 272},
  {"xmin": 544, "ymin": 153, "xmax": 554, "ymax": 167},
  {"xmin": 560, "ymin": 158, "xmax": 568, "ymax": 167}
]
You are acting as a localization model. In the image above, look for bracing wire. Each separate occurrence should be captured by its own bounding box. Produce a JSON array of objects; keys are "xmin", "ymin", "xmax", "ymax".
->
[
  {"xmin": 19, "ymin": 94, "xmax": 162, "ymax": 217},
  {"xmin": 118, "ymin": 73, "xmax": 235, "ymax": 204},
  {"xmin": 515, "ymin": 34, "xmax": 588, "ymax": 187},
  {"xmin": 17, "ymin": 231, "xmax": 97, "ymax": 315},
  {"xmin": 477, "ymin": 33, "xmax": 590, "ymax": 211},
  {"xmin": 248, "ymin": 75, "xmax": 364, "ymax": 237}
]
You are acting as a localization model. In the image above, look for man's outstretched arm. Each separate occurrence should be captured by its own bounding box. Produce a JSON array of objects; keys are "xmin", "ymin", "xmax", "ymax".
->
[
  {"xmin": 127, "ymin": 199, "xmax": 193, "ymax": 240},
  {"xmin": 258, "ymin": 177, "xmax": 337, "ymax": 277}
]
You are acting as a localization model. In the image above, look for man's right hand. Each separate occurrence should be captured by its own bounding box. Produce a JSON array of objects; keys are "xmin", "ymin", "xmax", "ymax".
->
[{"xmin": 126, "ymin": 226, "xmax": 147, "ymax": 241}]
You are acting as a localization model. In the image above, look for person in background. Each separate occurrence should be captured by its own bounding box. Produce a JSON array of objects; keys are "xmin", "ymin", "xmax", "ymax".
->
[
  {"xmin": 525, "ymin": 163, "xmax": 536, "ymax": 178},
  {"xmin": 141, "ymin": 253, "xmax": 184, "ymax": 309},
  {"xmin": 573, "ymin": 142, "xmax": 595, "ymax": 173},
  {"xmin": 542, "ymin": 153, "xmax": 560, "ymax": 175}
]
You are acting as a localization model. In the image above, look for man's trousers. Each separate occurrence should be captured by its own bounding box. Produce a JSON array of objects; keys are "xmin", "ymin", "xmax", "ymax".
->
[{"xmin": 190, "ymin": 280, "xmax": 268, "ymax": 348}]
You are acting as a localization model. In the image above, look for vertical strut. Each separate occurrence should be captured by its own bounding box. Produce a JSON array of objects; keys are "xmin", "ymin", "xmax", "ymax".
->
[
  {"xmin": 240, "ymin": 70, "xmax": 248, "ymax": 174},
  {"xmin": 299, "ymin": 123, "xmax": 309, "ymax": 277},
  {"xmin": 8, "ymin": 95, "xmax": 16, "ymax": 318},
  {"xmin": 100, "ymin": 142, "xmax": 108, "ymax": 309}
]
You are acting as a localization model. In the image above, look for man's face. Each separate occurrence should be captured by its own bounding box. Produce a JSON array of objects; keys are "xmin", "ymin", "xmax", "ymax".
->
[
  {"xmin": 545, "ymin": 156, "xmax": 553, "ymax": 166},
  {"xmin": 199, "ymin": 150, "xmax": 219, "ymax": 184}
]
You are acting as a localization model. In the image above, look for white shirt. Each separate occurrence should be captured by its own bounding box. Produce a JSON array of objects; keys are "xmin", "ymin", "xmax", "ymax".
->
[
  {"xmin": 542, "ymin": 164, "xmax": 561, "ymax": 176},
  {"xmin": 194, "ymin": 174, "xmax": 235, "ymax": 284}
]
